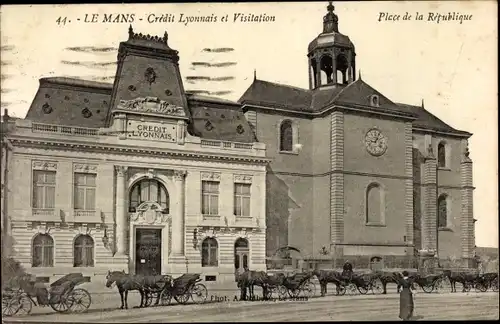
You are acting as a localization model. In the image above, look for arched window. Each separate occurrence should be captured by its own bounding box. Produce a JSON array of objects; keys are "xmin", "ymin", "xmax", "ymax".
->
[
  {"xmin": 280, "ymin": 120, "xmax": 293, "ymax": 152},
  {"xmin": 438, "ymin": 142, "xmax": 447, "ymax": 168},
  {"xmin": 370, "ymin": 256, "xmax": 383, "ymax": 271},
  {"xmin": 438, "ymin": 194, "xmax": 448, "ymax": 228},
  {"xmin": 129, "ymin": 179, "xmax": 169, "ymax": 213},
  {"xmin": 74, "ymin": 235, "xmax": 94, "ymax": 267},
  {"xmin": 366, "ymin": 183, "xmax": 385, "ymax": 225},
  {"xmin": 310, "ymin": 58, "xmax": 318, "ymax": 88},
  {"xmin": 32, "ymin": 234, "xmax": 54, "ymax": 267},
  {"xmin": 336, "ymin": 54, "xmax": 348, "ymax": 84},
  {"xmin": 201, "ymin": 238, "xmax": 218, "ymax": 267},
  {"xmin": 320, "ymin": 55, "xmax": 334, "ymax": 85}
]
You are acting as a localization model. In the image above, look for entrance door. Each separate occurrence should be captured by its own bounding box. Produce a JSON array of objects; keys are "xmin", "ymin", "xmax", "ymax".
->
[
  {"xmin": 234, "ymin": 238, "xmax": 249, "ymax": 281},
  {"xmin": 135, "ymin": 228, "xmax": 162, "ymax": 276}
]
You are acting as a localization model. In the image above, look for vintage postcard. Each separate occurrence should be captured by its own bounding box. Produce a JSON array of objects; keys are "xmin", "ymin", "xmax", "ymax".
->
[{"xmin": 1, "ymin": 1, "xmax": 498, "ymax": 322}]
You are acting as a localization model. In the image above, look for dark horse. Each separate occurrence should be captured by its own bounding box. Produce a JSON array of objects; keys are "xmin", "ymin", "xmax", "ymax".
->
[
  {"xmin": 105, "ymin": 270, "xmax": 172, "ymax": 309},
  {"xmin": 312, "ymin": 270, "xmax": 344, "ymax": 296},
  {"xmin": 442, "ymin": 270, "xmax": 479, "ymax": 293},
  {"xmin": 236, "ymin": 270, "xmax": 269, "ymax": 301},
  {"xmin": 374, "ymin": 271, "xmax": 407, "ymax": 294}
]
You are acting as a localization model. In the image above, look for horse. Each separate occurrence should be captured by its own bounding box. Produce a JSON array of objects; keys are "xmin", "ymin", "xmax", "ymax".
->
[
  {"xmin": 105, "ymin": 270, "xmax": 172, "ymax": 309},
  {"xmin": 236, "ymin": 270, "xmax": 269, "ymax": 301},
  {"xmin": 374, "ymin": 271, "xmax": 406, "ymax": 294},
  {"xmin": 442, "ymin": 270, "xmax": 479, "ymax": 293},
  {"xmin": 312, "ymin": 270, "xmax": 344, "ymax": 296}
]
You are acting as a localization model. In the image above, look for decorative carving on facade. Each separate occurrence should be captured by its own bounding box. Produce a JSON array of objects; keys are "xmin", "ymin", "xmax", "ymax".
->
[
  {"xmin": 201, "ymin": 172, "xmax": 221, "ymax": 181},
  {"xmin": 130, "ymin": 202, "xmax": 171, "ymax": 225},
  {"xmin": 146, "ymin": 169, "xmax": 156, "ymax": 179},
  {"xmin": 71, "ymin": 223, "xmax": 95, "ymax": 235},
  {"xmin": 173, "ymin": 170, "xmax": 187, "ymax": 181},
  {"xmin": 36, "ymin": 222, "xmax": 54, "ymax": 234},
  {"xmin": 116, "ymin": 97, "xmax": 186, "ymax": 117},
  {"xmin": 32, "ymin": 160, "xmax": 57, "ymax": 171},
  {"xmin": 115, "ymin": 166, "xmax": 128, "ymax": 177},
  {"xmin": 464, "ymin": 142, "xmax": 470, "ymax": 158},
  {"xmin": 144, "ymin": 67, "xmax": 157, "ymax": 85},
  {"xmin": 74, "ymin": 163, "xmax": 98, "ymax": 173},
  {"xmin": 427, "ymin": 144, "xmax": 434, "ymax": 157},
  {"xmin": 234, "ymin": 174, "xmax": 253, "ymax": 184}
]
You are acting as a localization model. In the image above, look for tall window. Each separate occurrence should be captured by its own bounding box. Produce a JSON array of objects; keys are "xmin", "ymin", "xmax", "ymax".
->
[
  {"xmin": 234, "ymin": 183, "xmax": 251, "ymax": 217},
  {"xmin": 438, "ymin": 142, "xmax": 446, "ymax": 168},
  {"xmin": 366, "ymin": 183, "xmax": 384, "ymax": 225},
  {"xmin": 33, "ymin": 171, "xmax": 56, "ymax": 209},
  {"xmin": 74, "ymin": 173, "xmax": 96, "ymax": 210},
  {"xmin": 32, "ymin": 234, "xmax": 54, "ymax": 267},
  {"xmin": 73, "ymin": 235, "xmax": 94, "ymax": 267},
  {"xmin": 438, "ymin": 194, "xmax": 448, "ymax": 228},
  {"xmin": 201, "ymin": 238, "xmax": 218, "ymax": 267},
  {"xmin": 202, "ymin": 181, "xmax": 219, "ymax": 215},
  {"xmin": 129, "ymin": 179, "xmax": 169, "ymax": 213},
  {"xmin": 280, "ymin": 120, "xmax": 293, "ymax": 152}
]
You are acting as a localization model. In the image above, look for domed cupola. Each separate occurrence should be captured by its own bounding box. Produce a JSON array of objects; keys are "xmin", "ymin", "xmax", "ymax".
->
[{"xmin": 307, "ymin": 2, "xmax": 356, "ymax": 89}]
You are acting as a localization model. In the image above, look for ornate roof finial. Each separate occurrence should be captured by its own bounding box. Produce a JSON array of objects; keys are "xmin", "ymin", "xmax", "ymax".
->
[
  {"xmin": 358, "ymin": 70, "xmax": 362, "ymax": 80},
  {"xmin": 421, "ymin": 99, "xmax": 425, "ymax": 108},
  {"xmin": 254, "ymin": 69, "xmax": 257, "ymax": 81},
  {"xmin": 128, "ymin": 25, "xmax": 134, "ymax": 39},
  {"xmin": 163, "ymin": 31, "xmax": 169, "ymax": 44},
  {"xmin": 323, "ymin": 1, "xmax": 339, "ymax": 33}
]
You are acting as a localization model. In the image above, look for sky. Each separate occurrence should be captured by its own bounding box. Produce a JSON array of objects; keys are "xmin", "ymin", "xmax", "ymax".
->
[{"xmin": 1, "ymin": 2, "xmax": 498, "ymax": 247}]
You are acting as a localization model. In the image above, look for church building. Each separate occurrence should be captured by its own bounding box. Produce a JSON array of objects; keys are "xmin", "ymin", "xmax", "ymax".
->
[{"xmin": 239, "ymin": 3, "xmax": 475, "ymax": 269}]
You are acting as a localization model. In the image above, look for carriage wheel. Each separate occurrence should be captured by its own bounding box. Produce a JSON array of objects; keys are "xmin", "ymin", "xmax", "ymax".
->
[
  {"xmin": 421, "ymin": 284, "xmax": 434, "ymax": 293},
  {"xmin": 50, "ymin": 296, "xmax": 74, "ymax": 313},
  {"xmin": 357, "ymin": 285, "xmax": 369, "ymax": 295},
  {"xmin": 301, "ymin": 282, "xmax": 316, "ymax": 298},
  {"xmin": 264, "ymin": 287, "xmax": 273, "ymax": 300},
  {"xmin": 463, "ymin": 283, "xmax": 471, "ymax": 293},
  {"xmin": 346, "ymin": 284, "xmax": 358, "ymax": 296},
  {"xmin": 67, "ymin": 289, "xmax": 91, "ymax": 313},
  {"xmin": 288, "ymin": 288, "xmax": 300, "ymax": 298},
  {"xmin": 190, "ymin": 283, "xmax": 208, "ymax": 304},
  {"xmin": 277, "ymin": 286, "xmax": 288, "ymax": 299},
  {"xmin": 174, "ymin": 292, "xmax": 191, "ymax": 305},
  {"xmin": 159, "ymin": 290, "xmax": 172, "ymax": 306},
  {"xmin": 16, "ymin": 295, "xmax": 33, "ymax": 315},
  {"xmin": 143, "ymin": 292, "xmax": 154, "ymax": 307},
  {"xmin": 475, "ymin": 282, "xmax": 488, "ymax": 293},
  {"xmin": 492, "ymin": 279, "xmax": 499, "ymax": 292},
  {"xmin": 2, "ymin": 295, "xmax": 21, "ymax": 317},
  {"xmin": 336, "ymin": 285, "xmax": 347, "ymax": 296},
  {"xmin": 370, "ymin": 279, "xmax": 384, "ymax": 295}
]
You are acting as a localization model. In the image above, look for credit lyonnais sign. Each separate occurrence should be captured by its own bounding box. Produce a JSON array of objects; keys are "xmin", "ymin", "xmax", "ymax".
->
[{"xmin": 127, "ymin": 121, "xmax": 177, "ymax": 142}]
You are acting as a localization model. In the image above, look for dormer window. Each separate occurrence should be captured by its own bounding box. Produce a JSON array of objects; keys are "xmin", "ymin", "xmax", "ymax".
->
[{"xmin": 370, "ymin": 95, "xmax": 380, "ymax": 107}]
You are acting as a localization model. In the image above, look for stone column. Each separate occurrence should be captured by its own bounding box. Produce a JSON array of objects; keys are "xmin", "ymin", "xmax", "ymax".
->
[
  {"xmin": 422, "ymin": 143, "xmax": 437, "ymax": 254},
  {"xmin": 171, "ymin": 170, "xmax": 187, "ymax": 256},
  {"xmin": 315, "ymin": 54, "xmax": 322, "ymax": 87},
  {"xmin": 460, "ymin": 140, "xmax": 474, "ymax": 264},
  {"xmin": 115, "ymin": 166, "xmax": 128, "ymax": 256},
  {"xmin": 330, "ymin": 111, "xmax": 344, "ymax": 267}
]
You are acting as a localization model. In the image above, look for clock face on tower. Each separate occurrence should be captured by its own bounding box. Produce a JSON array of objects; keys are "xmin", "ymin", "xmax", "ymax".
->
[{"xmin": 365, "ymin": 128, "xmax": 388, "ymax": 156}]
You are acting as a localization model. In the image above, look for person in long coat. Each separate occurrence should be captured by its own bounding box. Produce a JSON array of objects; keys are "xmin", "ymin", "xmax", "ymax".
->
[{"xmin": 399, "ymin": 271, "xmax": 415, "ymax": 320}]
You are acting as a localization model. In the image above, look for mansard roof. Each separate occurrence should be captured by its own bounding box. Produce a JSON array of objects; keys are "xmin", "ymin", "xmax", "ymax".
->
[
  {"xmin": 24, "ymin": 78, "xmax": 256, "ymax": 143},
  {"xmin": 238, "ymin": 78, "xmax": 471, "ymax": 136}
]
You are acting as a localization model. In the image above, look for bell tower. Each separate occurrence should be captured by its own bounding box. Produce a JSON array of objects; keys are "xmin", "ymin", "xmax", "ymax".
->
[{"xmin": 307, "ymin": 2, "xmax": 356, "ymax": 89}]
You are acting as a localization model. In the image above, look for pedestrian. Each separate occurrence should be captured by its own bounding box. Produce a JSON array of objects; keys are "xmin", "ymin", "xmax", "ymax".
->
[{"xmin": 399, "ymin": 270, "xmax": 416, "ymax": 321}]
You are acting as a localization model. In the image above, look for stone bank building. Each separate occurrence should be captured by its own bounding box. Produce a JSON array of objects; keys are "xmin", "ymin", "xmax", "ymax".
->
[{"xmin": 1, "ymin": 3, "xmax": 476, "ymax": 282}]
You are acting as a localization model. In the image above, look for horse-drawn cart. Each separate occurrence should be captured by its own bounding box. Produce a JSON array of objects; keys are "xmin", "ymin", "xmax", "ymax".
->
[
  {"xmin": 158, "ymin": 274, "xmax": 208, "ymax": 305},
  {"xmin": 279, "ymin": 272, "xmax": 316, "ymax": 298},
  {"xmin": 2, "ymin": 273, "xmax": 91, "ymax": 317}
]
